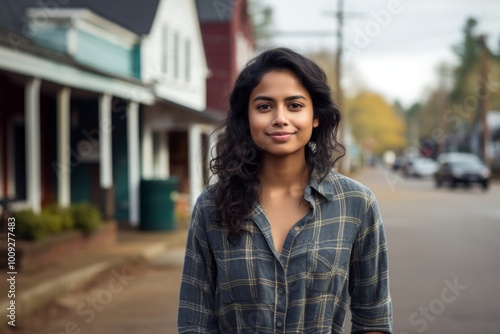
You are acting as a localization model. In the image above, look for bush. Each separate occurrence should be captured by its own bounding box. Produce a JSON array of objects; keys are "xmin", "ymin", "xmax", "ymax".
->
[
  {"xmin": 13, "ymin": 210, "xmax": 46, "ymax": 240},
  {"xmin": 39, "ymin": 211, "xmax": 63, "ymax": 234},
  {"xmin": 13, "ymin": 203, "xmax": 102, "ymax": 240},
  {"xmin": 45, "ymin": 204, "xmax": 74, "ymax": 231},
  {"xmin": 71, "ymin": 203, "xmax": 102, "ymax": 233}
]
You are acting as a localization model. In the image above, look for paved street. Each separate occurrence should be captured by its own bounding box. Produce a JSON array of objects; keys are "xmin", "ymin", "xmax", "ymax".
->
[
  {"xmin": 11, "ymin": 167, "xmax": 500, "ymax": 334},
  {"xmin": 355, "ymin": 168, "xmax": 500, "ymax": 334}
]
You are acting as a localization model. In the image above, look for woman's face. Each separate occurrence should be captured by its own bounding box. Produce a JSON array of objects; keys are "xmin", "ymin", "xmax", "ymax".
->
[{"xmin": 248, "ymin": 70, "xmax": 319, "ymax": 158}]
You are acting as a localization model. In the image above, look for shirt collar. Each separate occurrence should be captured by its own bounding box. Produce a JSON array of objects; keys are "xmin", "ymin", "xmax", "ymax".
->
[
  {"xmin": 248, "ymin": 167, "xmax": 339, "ymax": 218},
  {"xmin": 306, "ymin": 167, "xmax": 338, "ymax": 202}
]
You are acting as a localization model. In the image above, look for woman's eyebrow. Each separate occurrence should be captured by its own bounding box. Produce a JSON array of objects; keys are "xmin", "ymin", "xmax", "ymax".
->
[
  {"xmin": 252, "ymin": 95, "xmax": 307, "ymax": 103},
  {"xmin": 252, "ymin": 95, "xmax": 274, "ymax": 103},
  {"xmin": 285, "ymin": 95, "xmax": 307, "ymax": 101}
]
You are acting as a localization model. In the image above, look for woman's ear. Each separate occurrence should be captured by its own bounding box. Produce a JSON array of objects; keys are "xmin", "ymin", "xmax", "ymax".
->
[{"xmin": 313, "ymin": 118, "xmax": 319, "ymax": 128}]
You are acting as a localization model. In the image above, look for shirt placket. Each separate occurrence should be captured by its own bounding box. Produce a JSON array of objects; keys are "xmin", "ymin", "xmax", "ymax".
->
[
  {"xmin": 276, "ymin": 208, "xmax": 314, "ymax": 333},
  {"xmin": 251, "ymin": 197, "xmax": 316, "ymax": 332}
]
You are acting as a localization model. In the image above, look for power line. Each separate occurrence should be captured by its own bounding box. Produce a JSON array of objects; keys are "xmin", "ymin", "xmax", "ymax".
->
[{"xmin": 270, "ymin": 30, "xmax": 336, "ymax": 37}]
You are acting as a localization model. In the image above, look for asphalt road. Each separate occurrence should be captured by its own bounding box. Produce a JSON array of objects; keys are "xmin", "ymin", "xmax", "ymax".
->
[
  {"xmin": 12, "ymin": 167, "xmax": 500, "ymax": 334},
  {"xmin": 355, "ymin": 168, "xmax": 500, "ymax": 334}
]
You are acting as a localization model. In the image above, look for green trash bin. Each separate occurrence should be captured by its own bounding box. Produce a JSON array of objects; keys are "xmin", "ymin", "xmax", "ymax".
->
[{"xmin": 140, "ymin": 177, "xmax": 179, "ymax": 231}]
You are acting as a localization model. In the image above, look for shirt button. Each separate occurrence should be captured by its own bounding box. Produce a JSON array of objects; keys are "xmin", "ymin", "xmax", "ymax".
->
[
  {"xmin": 293, "ymin": 226, "xmax": 300, "ymax": 232},
  {"xmin": 278, "ymin": 286, "xmax": 285, "ymax": 294},
  {"xmin": 276, "ymin": 320, "xmax": 283, "ymax": 328}
]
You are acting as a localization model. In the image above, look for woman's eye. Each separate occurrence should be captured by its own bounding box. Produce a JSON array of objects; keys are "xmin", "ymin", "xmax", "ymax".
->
[
  {"xmin": 289, "ymin": 103, "xmax": 303, "ymax": 110},
  {"xmin": 257, "ymin": 104, "xmax": 272, "ymax": 111}
]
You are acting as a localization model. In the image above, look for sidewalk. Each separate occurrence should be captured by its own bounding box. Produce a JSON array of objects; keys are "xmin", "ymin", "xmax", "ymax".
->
[{"xmin": 0, "ymin": 225, "xmax": 188, "ymax": 327}]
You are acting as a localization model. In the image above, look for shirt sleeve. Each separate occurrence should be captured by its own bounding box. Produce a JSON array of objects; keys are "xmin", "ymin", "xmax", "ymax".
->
[
  {"xmin": 349, "ymin": 192, "xmax": 393, "ymax": 334},
  {"xmin": 178, "ymin": 195, "xmax": 219, "ymax": 333}
]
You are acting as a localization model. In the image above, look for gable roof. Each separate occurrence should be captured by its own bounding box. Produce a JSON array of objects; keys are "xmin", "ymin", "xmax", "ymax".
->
[
  {"xmin": 196, "ymin": 0, "xmax": 236, "ymax": 22},
  {"xmin": 0, "ymin": 0, "xmax": 160, "ymax": 36}
]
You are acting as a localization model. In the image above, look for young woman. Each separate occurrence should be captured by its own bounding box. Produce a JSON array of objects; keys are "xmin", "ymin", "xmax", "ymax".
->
[{"xmin": 178, "ymin": 48, "xmax": 392, "ymax": 333}]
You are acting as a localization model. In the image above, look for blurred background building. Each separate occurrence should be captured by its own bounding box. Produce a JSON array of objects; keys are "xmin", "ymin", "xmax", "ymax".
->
[
  {"xmin": 196, "ymin": 0, "xmax": 255, "ymax": 113},
  {"xmin": 0, "ymin": 0, "xmax": 256, "ymax": 228},
  {"xmin": 1, "ymin": 0, "xmax": 499, "ymax": 229}
]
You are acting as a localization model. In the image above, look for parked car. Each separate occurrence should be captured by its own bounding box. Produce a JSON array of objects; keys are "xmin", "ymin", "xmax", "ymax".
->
[
  {"xmin": 402, "ymin": 157, "xmax": 439, "ymax": 178},
  {"xmin": 434, "ymin": 153, "xmax": 491, "ymax": 190}
]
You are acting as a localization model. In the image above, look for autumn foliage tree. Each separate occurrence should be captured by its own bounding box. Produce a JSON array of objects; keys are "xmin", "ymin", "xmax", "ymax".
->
[
  {"xmin": 345, "ymin": 91, "xmax": 407, "ymax": 155},
  {"xmin": 309, "ymin": 51, "xmax": 406, "ymax": 156}
]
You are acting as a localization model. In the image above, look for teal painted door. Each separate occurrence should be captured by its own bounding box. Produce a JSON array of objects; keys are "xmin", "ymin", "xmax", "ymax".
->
[
  {"xmin": 70, "ymin": 164, "xmax": 92, "ymax": 203},
  {"xmin": 112, "ymin": 101, "xmax": 129, "ymax": 221},
  {"xmin": 70, "ymin": 100, "xmax": 98, "ymax": 205}
]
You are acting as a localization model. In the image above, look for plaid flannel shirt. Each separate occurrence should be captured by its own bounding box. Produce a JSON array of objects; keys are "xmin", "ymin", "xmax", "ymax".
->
[{"xmin": 178, "ymin": 169, "xmax": 392, "ymax": 333}]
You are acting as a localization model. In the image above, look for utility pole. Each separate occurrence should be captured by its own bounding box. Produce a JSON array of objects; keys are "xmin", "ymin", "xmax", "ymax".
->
[
  {"xmin": 277, "ymin": 2, "xmax": 361, "ymax": 173},
  {"xmin": 436, "ymin": 63, "xmax": 449, "ymax": 156},
  {"xmin": 478, "ymin": 35, "xmax": 490, "ymax": 166},
  {"xmin": 334, "ymin": 0, "xmax": 348, "ymax": 174},
  {"xmin": 335, "ymin": 0, "xmax": 343, "ymax": 105}
]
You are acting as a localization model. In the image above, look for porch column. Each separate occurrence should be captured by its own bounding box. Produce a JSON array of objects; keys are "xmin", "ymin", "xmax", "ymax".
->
[
  {"xmin": 164, "ymin": 131, "xmax": 170, "ymax": 178},
  {"xmin": 141, "ymin": 112, "xmax": 154, "ymax": 179},
  {"xmin": 156, "ymin": 131, "xmax": 169, "ymax": 178},
  {"xmin": 25, "ymin": 78, "xmax": 41, "ymax": 213},
  {"xmin": 6, "ymin": 123, "xmax": 15, "ymax": 198},
  {"xmin": 127, "ymin": 101, "xmax": 140, "ymax": 226},
  {"xmin": 188, "ymin": 125, "xmax": 203, "ymax": 210},
  {"xmin": 99, "ymin": 93, "xmax": 114, "ymax": 219},
  {"xmin": 57, "ymin": 87, "xmax": 71, "ymax": 207}
]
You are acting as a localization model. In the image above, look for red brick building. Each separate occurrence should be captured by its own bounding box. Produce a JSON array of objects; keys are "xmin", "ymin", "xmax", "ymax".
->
[{"xmin": 196, "ymin": 0, "xmax": 255, "ymax": 113}]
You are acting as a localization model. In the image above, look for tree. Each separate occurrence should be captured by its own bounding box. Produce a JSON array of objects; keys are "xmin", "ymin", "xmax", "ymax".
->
[
  {"xmin": 406, "ymin": 102, "xmax": 421, "ymax": 146},
  {"xmin": 450, "ymin": 18, "xmax": 500, "ymax": 111},
  {"xmin": 248, "ymin": 0, "xmax": 273, "ymax": 49},
  {"xmin": 310, "ymin": 50, "xmax": 369, "ymax": 102},
  {"xmin": 417, "ymin": 88, "xmax": 447, "ymax": 139},
  {"xmin": 450, "ymin": 18, "xmax": 480, "ymax": 103},
  {"xmin": 309, "ymin": 52, "xmax": 405, "ymax": 156},
  {"xmin": 309, "ymin": 50, "xmax": 338, "ymax": 97},
  {"xmin": 345, "ymin": 91, "xmax": 407, "ymax": 155}
]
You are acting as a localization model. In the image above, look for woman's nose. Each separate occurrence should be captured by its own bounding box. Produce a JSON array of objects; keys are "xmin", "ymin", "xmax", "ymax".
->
[{"xmin": 272, "ymin": 107, "xmax": 288, "ymax": 126}]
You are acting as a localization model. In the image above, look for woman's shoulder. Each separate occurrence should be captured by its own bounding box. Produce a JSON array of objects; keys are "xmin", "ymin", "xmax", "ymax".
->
[
  {"xmin": 189, "ymin": 187, "xmax": 218, "ymax": 230},
  {"xmin": 193, "ymin": 186, "xmax": 217, "ymax": 209},
  {"xmin": 315, "ymin": 168, "xmax": 376, "ymax": 201},
  {"xmin": 316, "ymin": 169, "xmax": 381, "ymax": 220}
]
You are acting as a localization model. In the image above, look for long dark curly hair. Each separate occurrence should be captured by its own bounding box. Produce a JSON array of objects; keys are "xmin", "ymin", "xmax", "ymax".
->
[{"xmin": 209, "ymin": 47, "xmax": 345, "ymax": 240}]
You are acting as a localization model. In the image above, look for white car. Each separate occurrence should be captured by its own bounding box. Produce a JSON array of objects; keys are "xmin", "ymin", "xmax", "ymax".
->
[{"xmin": 404, "ymin": 157, "xmax": 439, "ymax": 178}]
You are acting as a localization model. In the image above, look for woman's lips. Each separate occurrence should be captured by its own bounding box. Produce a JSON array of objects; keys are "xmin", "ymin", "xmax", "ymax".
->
[{"xmin": 267, "ymin": 132, "xmax": 294, "ymax": 142}]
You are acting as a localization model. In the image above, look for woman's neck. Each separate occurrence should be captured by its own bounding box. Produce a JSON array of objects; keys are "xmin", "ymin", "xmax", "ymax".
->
[{"xmin": 259, "ymin": 152, "xmax": 311, "ymax": 191}]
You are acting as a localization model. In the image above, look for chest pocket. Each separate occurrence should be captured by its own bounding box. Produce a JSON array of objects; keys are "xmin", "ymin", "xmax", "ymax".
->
[
  {"xmin": 306, "ymin": 241, "xmax": 351, "ymax": 293},
  {"xmin": 215, "ymin": 247, "xmax": 261, "ymax": 303}
]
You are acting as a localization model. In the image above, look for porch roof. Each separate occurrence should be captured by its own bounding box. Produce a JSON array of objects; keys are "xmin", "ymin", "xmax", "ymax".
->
[
  {"xmin": 159, "ymin": 98, "xmax": 226, "ymax": 125},
  {"xmin": 0, "ymin": 27, "xmax": 155, "ymax": 105},
  {"xmin": 0, "ymin": 0, "xmax": 160, "ymax": 36}
]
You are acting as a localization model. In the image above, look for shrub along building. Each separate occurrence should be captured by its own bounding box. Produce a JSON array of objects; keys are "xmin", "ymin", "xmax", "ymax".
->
[{"xmin": 0, "ymin": 0, "xmax": 223, "ymax": 229}]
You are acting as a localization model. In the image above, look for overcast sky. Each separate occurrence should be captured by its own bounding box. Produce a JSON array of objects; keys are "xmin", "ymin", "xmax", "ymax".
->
[{"xmin": 261, "ymin": 0, "xmax": 500, "ymax": 108}]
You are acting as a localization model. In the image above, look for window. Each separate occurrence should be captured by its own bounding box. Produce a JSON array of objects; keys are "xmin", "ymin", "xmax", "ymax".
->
[
  {"xmin": 173, "ymin": 31, "xmax": 179, "ymax": 79},
  {"xmin": 161, "ymin": 25, "xmax": 168, "ymax": 74},
  {"xmin": 185, "ymin": 39, "xmax": 191, "ymax": 82}
]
